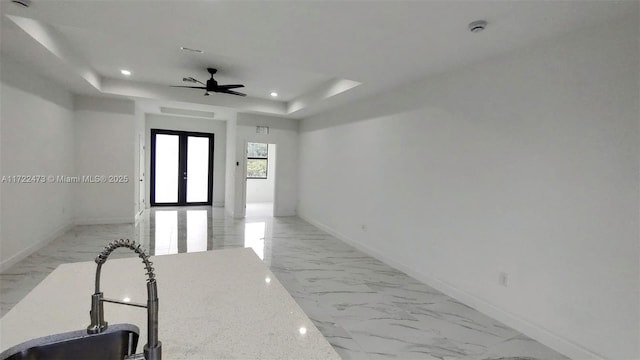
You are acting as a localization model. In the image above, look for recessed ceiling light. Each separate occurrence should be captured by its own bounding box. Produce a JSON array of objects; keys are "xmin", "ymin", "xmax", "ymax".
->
[
  {"xmin": 270, "ymin": 92, "xmax": 278, "ymax": 97},
  {"xmin": 120, "ymin": 69, "xmax": 132, "ymax": 76},
  {"xmin": 180, "ymin": 46, "xmax": 204, "ymax": 54}
]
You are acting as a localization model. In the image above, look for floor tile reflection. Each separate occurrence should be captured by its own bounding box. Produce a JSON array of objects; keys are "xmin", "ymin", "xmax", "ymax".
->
[
  {"xmin": 0, "ymin": 207, "xmax": 569, "ymax": 360},
  {"xmin": 187, "ymin": 210, "xmax": 208, "ymax": 253},
  {"xmin": 244, "ymin": 222, "xmax": 266, "ymax": 260},
  {"xmin": 153, "ymin": 210, "xmax": 178, "ymax": 255}
]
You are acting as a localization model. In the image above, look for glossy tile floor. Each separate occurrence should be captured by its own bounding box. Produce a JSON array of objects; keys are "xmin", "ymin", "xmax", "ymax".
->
[{"xmin": 1, "ymin": 206, "xmax": 569, "ymax": 360}]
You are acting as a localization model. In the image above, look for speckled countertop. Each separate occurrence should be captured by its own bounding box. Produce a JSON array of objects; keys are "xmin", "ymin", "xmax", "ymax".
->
[{"xmin": 0, "ymin": 248, "xmax": 339, "ymax": 359}]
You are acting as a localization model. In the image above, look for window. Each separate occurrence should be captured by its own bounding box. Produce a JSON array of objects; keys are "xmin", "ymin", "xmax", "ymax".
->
[{"xmin": 247, "ymin": 143, "xmax": 268, "ymax": 179}]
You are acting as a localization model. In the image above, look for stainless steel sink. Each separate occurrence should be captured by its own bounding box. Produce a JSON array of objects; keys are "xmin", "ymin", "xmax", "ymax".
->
[{"xmin": 0, "ymin": 323, "xmax": 139, "ymax": 360}]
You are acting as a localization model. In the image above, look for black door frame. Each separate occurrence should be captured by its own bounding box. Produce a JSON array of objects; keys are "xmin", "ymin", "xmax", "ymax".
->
[{"xmin": 150, "ymin": 129, "xmax": 214, "ymax": 206}]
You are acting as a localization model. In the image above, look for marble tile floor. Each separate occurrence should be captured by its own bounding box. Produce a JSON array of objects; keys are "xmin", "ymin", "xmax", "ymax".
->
[
  {"xmin": 246, "ymin": 202, "xmax": 274, "ymax": 218},
  {"xmin": 0, "ymin": 207, "xmax": 569, "ymax": 360}
]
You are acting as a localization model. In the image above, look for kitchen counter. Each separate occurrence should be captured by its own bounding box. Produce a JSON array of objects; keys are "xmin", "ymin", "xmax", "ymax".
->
[{"xmin": 0, "ymin": 248, "xmax": 339, "ymax": 359}]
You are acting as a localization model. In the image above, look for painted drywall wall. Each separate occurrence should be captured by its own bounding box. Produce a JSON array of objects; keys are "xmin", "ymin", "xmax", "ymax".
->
[
  {"xmin": 246, "ymin": 143, "xmax": 276, "ymax": 203},
  {"xmin": 134, "ymin": 103, "xmax": 145, "ymax": 218},
  {"xmin": 144, "ymin": 114, "xmax": 227, "ymax": 207},
  {"xmin": 0, "ymin": 56, "xmax": 75, "ymax": 270},
  {"xmin": 236, "ymin": 113, "xmax": 298, "ymax": 217},
  {"xmin": 298, "ymin": 15, "xmax": 639, "ymax": 360},
  {"xmin": 74, "ymin": 96, "xmax": 136, "ymax": 224},
  {"xmin": 0, "ymin": 68, "xmax": 2, "ymax": 270},
  {"xmin": 225, "ymin": 116, "xmax": 237, "ymax": 217}
]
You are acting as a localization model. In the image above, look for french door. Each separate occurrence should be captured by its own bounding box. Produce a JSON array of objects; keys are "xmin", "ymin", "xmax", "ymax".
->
[{"xmin": 150, "ymin": 129, "xmax": 214, "ymax": 206}]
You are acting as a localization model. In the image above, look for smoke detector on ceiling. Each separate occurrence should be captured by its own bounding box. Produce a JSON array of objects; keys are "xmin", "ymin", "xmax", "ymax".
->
[
  {"xmin": 468, "ymin": 20, "xmax": 487, "ymax": 33},
  {"xmin": 11, "ymin": 0, "xmax": 31, "ymax": 8}
]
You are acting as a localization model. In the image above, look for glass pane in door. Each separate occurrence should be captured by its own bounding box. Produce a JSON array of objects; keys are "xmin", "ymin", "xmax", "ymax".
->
[
  {"xmin": 186, "ymin": 136, "xmax": 210, "ymax": 203},
  {"xmin": 154, "ymin": 134, "xmax": 179, "ymax": 203}
]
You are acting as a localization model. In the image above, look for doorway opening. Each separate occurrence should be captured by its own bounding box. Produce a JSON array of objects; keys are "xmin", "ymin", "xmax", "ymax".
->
[
  {"xmin": 245, "ymin": 142, "xmax": 276, "ymax": 217},
  {"xmin": 150, "ymin": 129, "xmax": 214, "ymax": 206}
]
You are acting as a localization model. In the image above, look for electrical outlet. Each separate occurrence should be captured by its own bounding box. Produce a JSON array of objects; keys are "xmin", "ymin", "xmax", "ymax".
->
[{"xmin": 499, "ymin": 272, "xmax": 509, "ymax": 287}]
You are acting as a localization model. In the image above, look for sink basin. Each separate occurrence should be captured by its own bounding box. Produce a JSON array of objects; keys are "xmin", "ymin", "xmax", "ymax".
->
[{"xmin": 0, "ymin": 324, "xmax": 139, "ymax": 360}]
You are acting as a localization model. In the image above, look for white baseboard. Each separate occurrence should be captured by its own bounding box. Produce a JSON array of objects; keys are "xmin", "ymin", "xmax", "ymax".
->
[
  {"xmin": 297, "ymin": 212, "xmax": 605, "ymax": 360},
  {"xmin": 74, "ymin": 217, "xmax": 133, "ymax": 225},
  {"xmin": 0, "ymin": 222, "xmax": 74, "ymax": 273}
]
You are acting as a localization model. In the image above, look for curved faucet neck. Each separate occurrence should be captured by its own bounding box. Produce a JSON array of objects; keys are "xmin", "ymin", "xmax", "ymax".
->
[{"xmin": 87, "ymin": 239, "xmax": 161, "ymax": 360}]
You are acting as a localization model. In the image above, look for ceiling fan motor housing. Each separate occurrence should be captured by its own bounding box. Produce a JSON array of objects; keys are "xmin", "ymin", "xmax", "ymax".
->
[{"xmin": 207, "ymin": 78, "xmax": 218, "ymax": 90}]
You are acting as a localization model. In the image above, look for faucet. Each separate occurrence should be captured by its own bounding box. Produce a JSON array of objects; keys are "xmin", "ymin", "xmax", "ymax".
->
[{"xmin": 87, "ymin": 239, "xmax": 162, "ymax": 360}]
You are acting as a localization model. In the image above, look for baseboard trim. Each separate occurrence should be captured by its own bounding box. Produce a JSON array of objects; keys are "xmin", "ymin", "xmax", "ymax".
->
[
  {"xmin": 0, "ymin": 222, "xmax": 74, "ymax": 273},
  {"xmin": 297, "ymin": 212, "xmax": 605, "ymax": 360},
  {"xmin": 74, "ymin": 217, "xmax": 133, "ymax": 225}
]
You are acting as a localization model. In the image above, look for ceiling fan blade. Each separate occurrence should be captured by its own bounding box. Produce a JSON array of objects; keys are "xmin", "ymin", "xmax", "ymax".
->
[
  {"xmin": 218, "ymin": 89, "xmax": 247, "ymax": 97},
  {"xmin": 216, "ymin": 84, "xmax": 245, "ymax": 90},
  {"xmin": 170, "ymin": 85, "xmax": 207, "ymax": 89},
  {"xmin": 189, "ymin": 77, "xmax": 206, "ymax": 86}
]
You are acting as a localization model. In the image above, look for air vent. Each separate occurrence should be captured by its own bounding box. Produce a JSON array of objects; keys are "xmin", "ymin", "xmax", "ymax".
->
[
  {"xmin": 256, "ymin": 126, "xmax": 269, "ymax": 134},
  {"xmin": 160, "ymin": 107, "xmax": 215, "ymax": 119},
  {"xmin": 180, "ymin": 46, "xmax": 203, "ymax": 54}
]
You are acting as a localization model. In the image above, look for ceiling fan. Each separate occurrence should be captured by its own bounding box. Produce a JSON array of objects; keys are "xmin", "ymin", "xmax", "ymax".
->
[{"xmin": 172, "ymin": 68, "xmax": 246, "ymax": 97}]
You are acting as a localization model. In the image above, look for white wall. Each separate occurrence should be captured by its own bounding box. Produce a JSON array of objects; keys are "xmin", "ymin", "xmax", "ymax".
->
[
  {"xmin": 145, "ymin": 114, "xmax": 227, "ymax": 207},
  {"xmin": 246, "ymin": 143, "xmax": 276, "ymax": 203},
  {"xmin": 236, "ymin": 113, "xmax": 298, "ymax": 217},
  {"xmin": 134, "ymin": 103, "xmax": 145, "ymax": 218},
  {"xmin": 74, "ymin": 96, "xmax": 136, "ymax": 224},
  {"xmin": 298, "ymin": 15, "xmax": 639, "ymax": 360},
  {"xmin": 225, "ymin": 116, "xmax": 237, "ymax": 216},
  {"xmin": 0, "ymin": 64, "xmax": 2, "ymax": 269},
  {"xmin": 0, "ymin": 56, "xmax": 75, "ymax": 270}
]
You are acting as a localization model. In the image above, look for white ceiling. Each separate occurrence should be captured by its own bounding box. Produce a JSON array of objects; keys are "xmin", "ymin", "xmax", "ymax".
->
[{"xmin": 0, "ymin": 0, "xmax": 635, "ymax": 119}]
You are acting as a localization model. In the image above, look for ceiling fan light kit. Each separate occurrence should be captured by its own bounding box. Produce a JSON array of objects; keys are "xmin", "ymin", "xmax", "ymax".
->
[{"xmin": 171, "ymin": 68, "xmax": 246, "ymax": 97}]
